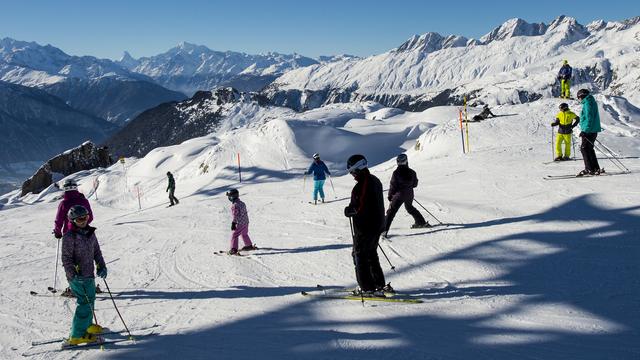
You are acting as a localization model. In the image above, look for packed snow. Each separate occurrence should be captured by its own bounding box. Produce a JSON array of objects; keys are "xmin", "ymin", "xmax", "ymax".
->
[{"xmin": 1, "ymin": 95, "xmax": 639, "ymax": 359}]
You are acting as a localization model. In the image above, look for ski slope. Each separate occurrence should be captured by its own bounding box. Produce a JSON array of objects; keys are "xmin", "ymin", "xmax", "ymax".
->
[{"xmin": 1, "ymin": 98, "xmax": 639, "ymax": 359}]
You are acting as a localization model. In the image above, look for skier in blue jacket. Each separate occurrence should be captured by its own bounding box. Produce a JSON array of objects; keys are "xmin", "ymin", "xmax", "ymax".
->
[{"xmin": 305, "ymin": 153, "xmax": 331, "ymax": 204}]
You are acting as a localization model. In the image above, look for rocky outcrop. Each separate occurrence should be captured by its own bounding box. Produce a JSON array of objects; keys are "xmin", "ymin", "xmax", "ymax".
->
[{"xmin": 21, "ymin": 141, "xmax": 112, "ymax": 196}]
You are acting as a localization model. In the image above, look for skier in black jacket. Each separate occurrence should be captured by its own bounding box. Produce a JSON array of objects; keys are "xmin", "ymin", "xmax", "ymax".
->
[
  {"xmin": 343, "ymin": 154, "xmax": 388, "ymax": 294},
  {"xmin": 382, "ymin": 154, "xmax": 428, "ymax": 238}
]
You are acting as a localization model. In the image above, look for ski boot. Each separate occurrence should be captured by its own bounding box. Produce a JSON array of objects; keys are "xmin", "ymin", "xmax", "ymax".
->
[
  {"xmin": 380, "ymin": 231, "xmax": 389, "ymax": 240},
  {"xmin": 95, "ymin": 284, "xmax": 103, "ymax": 294},
  {"xmin": 227, "ymin": 248, "xmax": 239, "ymax": 255},
  {"xmin": 594, "ymin": 168, "xmax": 605, "ymax": 175},
  {"xmin": 378, "ymin": 283, "xmax": 396, "ymax": 296},
  {"xmin": 554, "ymin": 156, "xmax": 563, "ymax": 161},
  {"xmin": 410, "ymin": 222, "xmax": 431, "ymax": 229},
  {"xmin": 576, "ymin": 169, "xmax": 592, "ymax": 177},
  {"xmin": 60, "ymin": 287, "xmax": 75, "ymax": 298},
  {"xmin": 86, "ymin": 324, "xmax": 104, "ymax": 335},
  {"xmin": 562, "ymin": 156, "xmax": 570, "ymax": 161},
  {"xmin": 62, "ymin": 333, "xmax": 100, "ymax": 347},
  {"xmin": 240, "ymin": 245, "xmax": 258, "ymax": 251}
]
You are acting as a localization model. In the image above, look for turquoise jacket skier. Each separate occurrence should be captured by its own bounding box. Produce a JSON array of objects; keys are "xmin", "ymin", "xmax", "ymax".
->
[
  {"xmin": 579, "ymin": 94, "xmax": 601, "ymax": 133},
  {"xmin": 305, "ymin": 153, "xmax": 331, "ymax": 203}
]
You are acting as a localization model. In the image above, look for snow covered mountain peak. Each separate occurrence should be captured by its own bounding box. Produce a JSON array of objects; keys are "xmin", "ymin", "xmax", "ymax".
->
[
  {"xmin": 395, "ymin": 32, "xmax": 469, "ymax": 53},
  {"xmin": 480, "ymin": 17, "xmax": 548, "ymax": 44},
  {"xmin": 118, "ymin": 50, "xmax": 139, "ymax": 68}
]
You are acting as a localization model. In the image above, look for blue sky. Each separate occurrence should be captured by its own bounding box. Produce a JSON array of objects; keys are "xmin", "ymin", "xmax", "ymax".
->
[{"xmin": 0, "ymin": 0, "xmax": 637, "ymax": 59}]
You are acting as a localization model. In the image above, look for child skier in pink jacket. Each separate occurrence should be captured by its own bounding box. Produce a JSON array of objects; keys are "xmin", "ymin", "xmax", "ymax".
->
[{"xmin": 226, "ymin": 189, "xmax": 257, "ymax": 255}]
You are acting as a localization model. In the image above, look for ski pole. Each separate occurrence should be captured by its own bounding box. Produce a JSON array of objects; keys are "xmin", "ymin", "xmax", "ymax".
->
[
  {"xmin": 348, "ymin": 218, "xmax": 365, "ymax": 306},
  {"xmin": 103, "ymin": 279, "xmax": 133, "ymax": 340},
  {"xmin": 302, "ymin": 174, "xmax": 307, "ymax": 193},
  {"xmin": 413, "ymin": 198, "xmax": 443, "ymax": 225},
  {"xmin": 378, "ymin": 244, "xmax": 396, "ymax": 271},
  {"xmin": 594, "ymin": 139, "xmax": 630, "ymax": 172},
  {"xmin": 551, "ymin": 126, "xmax": 555, "ymax": 162},
  {"xmin": 328, "ymin": 175, "xmax": 337, "ymax": 199},
  {"xmin": 81, "ymin": 281, "xmax": 99, "ymax": 326},
  {"xmin": 582, "ymin": 136, "xmax": 629, "ymax": 173},
  {"xmin": 49, "ymin": 236, "xmax": 61, "ymax": 293}
]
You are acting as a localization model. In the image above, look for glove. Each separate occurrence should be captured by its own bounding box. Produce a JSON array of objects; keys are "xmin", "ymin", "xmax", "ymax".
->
[
  {"xmin": 53, "ymin": 230, "xmax": 62, "ymax": 239},
  {"xmin": 97, "ymin": 267, "xmax": 107, "ymax": 279},
  {"xmin": 388, "ymin": 196, "xmax": 392, "ymax": 202},
  {"xmin": 579, "ymin": 132, "xmax": 585, "ymax": 138},
  {"xmin": 231, "ymin": 222, "xmax": 237, "ymax": 230},
  {"xmin": 344, "ymin": 206, "xmax": 357, "ymax": 217},
  {"xmin": 550, "ymin": 122, "xmax": 557, "ymax": 127}
]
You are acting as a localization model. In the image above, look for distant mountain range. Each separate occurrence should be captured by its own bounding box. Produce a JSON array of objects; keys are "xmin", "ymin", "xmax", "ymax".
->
[
  {"xmin": 264, "ymin": 15, "xmax": 640, "ymax": 111},
  {"xmin": 116, "ymin": 42, "xmax": 355, "ymax": 95}
]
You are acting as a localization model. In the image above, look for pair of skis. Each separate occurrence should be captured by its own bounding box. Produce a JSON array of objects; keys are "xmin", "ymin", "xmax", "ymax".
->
[
  {"xmin": 543, "ymin": 169, "xmax": 631, "ymax": 180},
  {"xmin": 301, "ymin": 285, "xmax": 423, "ymax": 304}
]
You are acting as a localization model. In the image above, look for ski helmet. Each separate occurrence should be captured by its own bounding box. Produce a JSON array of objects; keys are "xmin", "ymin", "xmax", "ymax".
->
[
  {"xmin": 396, "ymin": 154, "xmax": 408, "ymax": 165},
  {"xmin": 166, "ymin": 171, "xmax": 172, "ymax": 176},
  {"xmin": 312, "ymin": 153, "xmax": 320, "ymax": 160},
  {"xmin": 67, "ymin": 205, "xmax": 89, "ymax": 221},
  {"xmin": 559, "ymin": 103, "xmax": 569, "ymax": 111},
  {"xmin": 563, "ymin": 59, "xmax": 568, "ymax": 65},
  {"xmin": 62, "ymin": 179, "xmax": 78, "ymax": 192},
  {"xmin": 577, "ymin": 89, "xmax": 590, "ymax": 100},
  {"xmin": 226, "ymin": 188, "xmax": 239, "ymax": 201},
  {"xmin": 346, "ymin": 154, "xmax": 367, "ymax": 174}
]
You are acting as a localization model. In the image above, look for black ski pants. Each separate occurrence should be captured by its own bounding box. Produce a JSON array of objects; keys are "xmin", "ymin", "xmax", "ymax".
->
[
  {"xmin": 352, "ymin": 234, "xmax": 385, "ymax": 292},
  {"xmin": 580, "ymin": 132, "xmax": 600, "ymax": 172},
  {"xmin": 168, "ymin": 188, "xmax": 179, "ymax": 205},
  {"xmin": 385, "ymin": 192, "xmax": 426, "ymax": 232}
]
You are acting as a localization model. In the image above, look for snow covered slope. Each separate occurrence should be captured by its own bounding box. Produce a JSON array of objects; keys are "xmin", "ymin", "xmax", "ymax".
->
[
  {"xmin": 264, "ymin": 16, "xmax": 640, "ymax": 111},
  {"xmin": 1, "ymin": 95, "xmax": 639, "ymax": 358}
]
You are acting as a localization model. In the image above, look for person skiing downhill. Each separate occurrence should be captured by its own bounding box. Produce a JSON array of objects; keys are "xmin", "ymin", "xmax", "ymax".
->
[
  {"xmin": 53, "ymin": 179, "xmax": 98, "ymax": 296},
  {"xmin": 558, "ymin": 60, "xmax": 572, "ymax": 99},
  {"xmin": 304, "ymin": 153, "xmax": 331, "ymax": 204},
  {"xmin": 382, "ymin": 154, "xmax": 428, "ymax": 238},
  {"xmin": 576, "ymin": 89, "xmax": 603, "ymax": 176},
  {"xmin": 166, "ymin": 171, "xmax": 179, "ymax": 206},
  {"xmin": 551, "ymin": 103, "xmax": 580, "ymax": 161},
  {"xmin": 226, "ymin": 189, "xmax": 257, "ymax": 255},
  {"xmin": 343, "ymin": 154, "xmax": 391, "ymax": 295},
  {"xmin": 61, "ymin": 205, "xmax": 107, "ymax": 346}
]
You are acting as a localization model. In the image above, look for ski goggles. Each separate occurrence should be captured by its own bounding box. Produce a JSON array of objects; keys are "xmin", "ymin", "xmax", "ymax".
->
[{"xmin": 73, "ymin": 215, "xmax": 89, "ymax": 223}]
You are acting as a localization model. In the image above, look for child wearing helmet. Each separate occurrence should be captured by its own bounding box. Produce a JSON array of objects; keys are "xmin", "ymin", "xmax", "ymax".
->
[
  {"xmin": 61, "ymin": 205, "xmax": 107, "ymax": 346},
  {"xmin": 225, "ymin": 189, "xmax": 256, "ymax": 255},
  {"xmin": 382, "ymin": 154, "xmax": 428, "ymax": 237},
  {"xmin": 551, "ymin": 103, "xmax": 580, "ymax": 161},
  {"xmin": 53, "ymin": 179, "xmax": 93, "ymax": 240},
  {"xmin": 304, "ymin": 153, "xmax": 331, "ymax": 204}
]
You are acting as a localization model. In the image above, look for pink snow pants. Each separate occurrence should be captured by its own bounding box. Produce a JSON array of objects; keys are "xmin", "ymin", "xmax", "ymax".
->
[{"xmin": 230, "ymin": 224, "xmax": 252, "ymax": 250}]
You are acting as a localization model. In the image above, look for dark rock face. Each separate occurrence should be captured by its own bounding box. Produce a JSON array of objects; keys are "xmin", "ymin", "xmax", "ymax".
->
[
  {"xmin": 104, "ymin": 88, "xmax": 241, "ymax": 158},
  {"xmin": 21, "ymin": 141, "xmax": 113, "ymax": 196}
]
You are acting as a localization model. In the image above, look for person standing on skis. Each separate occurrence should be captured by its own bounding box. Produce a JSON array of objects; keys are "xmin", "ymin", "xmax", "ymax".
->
[
  {"xmin": 343, "ymin": 154, "xmax": 391, "ymax": 295},
  {"xmin": 226, "ymin": 188, "xmax": 257, "ymax": 255},
  {"xmin": 304, "ymin": 153, "xmax": 331, "ymax": 204},
  {"xmin": 61, "ymin": 205, "xmax": 107, "ymax": 346},
  {"xmin": 558, "ymin": 60, "xmax": 572, "ymax": 99},
  {"xmin": 576, "ymin": 89, "xmax": 603, "ymax": 176},
  {"xmin": 166, "ymin": 171, "xmax": 179, "ymax": 206},
  {"xmin": 382, "ymin": 154, "xmax": 428, "ymax": 238},
  {"xmin": 551, "ymin": 103, "xmax": 580, "ymax": 161},
  {"xmin": 53, "ymin": 179, "xmax": 98, "ymax": 296}
]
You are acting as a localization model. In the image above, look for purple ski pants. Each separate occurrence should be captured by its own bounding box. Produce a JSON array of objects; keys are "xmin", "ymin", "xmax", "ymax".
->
[{"xmin": 230, "ymin": 224, "xmax": 253, "ymax": 250}]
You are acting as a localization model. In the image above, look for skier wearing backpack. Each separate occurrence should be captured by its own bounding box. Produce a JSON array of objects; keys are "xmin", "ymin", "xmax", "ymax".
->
[
  {"xmin": 343, "ymin": 154, "xmax": 391, "ymax": 295},
  {"xmin": 576, "ymin": 89, "xmax": 603, "ymax": 176},
  {"xmin": 382, "ymin": 154, "xmax": 428, "ymax": 238},
  {"xmin": 61, "ymin": 205, "xmax": 107, "ymax": 346},
  {"xmin": 558, "ymin": 60, "xmax": 572, "ymax": 99},
  {"xmin": 226, "ymin": 189, "xmax": 257, "ymax": 255},
  {"xmin": 304, "ymin": 153, "xmax": 331, "ymax": 204},
  {"xmin": 53, "ymin": 179, "xmax": 98, "ymax": 297},
  {"xmin": 551, "ymin": 103, "xmax": 580, "ymax": 161}
]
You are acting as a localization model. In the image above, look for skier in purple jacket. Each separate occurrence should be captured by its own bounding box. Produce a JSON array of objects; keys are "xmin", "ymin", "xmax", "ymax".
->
[
  {"xmin": 53, "ymin": 179, "xmax": 94, "ymax": 239},
  {"xmin": 52, "ymin": 179, "xmax": 97, "ymax": 296}
]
